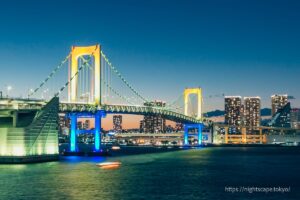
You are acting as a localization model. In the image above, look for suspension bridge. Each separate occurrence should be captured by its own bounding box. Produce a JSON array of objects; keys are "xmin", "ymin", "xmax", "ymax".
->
[{"xmin": 0, "ymin": 44, "xmax": 204, "ymax": 161}]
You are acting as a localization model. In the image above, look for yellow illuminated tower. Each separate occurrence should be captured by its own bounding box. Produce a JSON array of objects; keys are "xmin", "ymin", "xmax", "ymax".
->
[
  {"xmin": 69, "ymin": 44, "xmax": 101, "ymax": 105},
  {"xmin": 184, "ymin": 88, "xmax": 202, "ymax": 120}
]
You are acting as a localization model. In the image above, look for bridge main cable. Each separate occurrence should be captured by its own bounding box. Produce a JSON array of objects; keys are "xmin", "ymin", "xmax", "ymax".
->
[
  {"xmin": 28, "ymin": 53, "xmax": 71, "ymax": 98},
  {"xmin": 55, "ymin": 55, "xmax": 94, "ymax": 97}
]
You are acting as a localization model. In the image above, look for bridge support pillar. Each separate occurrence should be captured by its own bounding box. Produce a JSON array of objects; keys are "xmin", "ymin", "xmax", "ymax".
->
[
  {"xmin": 94, "ymin": 110, "xmax": 106, "ymax": 152},
  {"xmin": 12, "ymin": 111, "xmax": 18, "ymax": 127},
  {"xmin": 184, "ymin": 123, "xmax": 203, "ymax": 146},
  {"xmin": 184, "ymin": 125, "xmax": 189, "ymax": 145},
  {"xmin": 70, "ymin": 114, "xmax": 77, "ymax": 152},
  {"xmin": 67, "ymin": 111, "xmax": 106, "ymax": 153},
  {"xmin": 198, "ymin": 124, "xmax": 203, "ymax": 145}
]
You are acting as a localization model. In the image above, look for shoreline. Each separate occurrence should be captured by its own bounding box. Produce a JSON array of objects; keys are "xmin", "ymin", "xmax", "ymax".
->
[
  {"xmin": 60, "ymin": 143, "xmax": 300, "ymax": 157},
  {"xmin": 2, "ymin": 145, "xmax": 299, "ymax": 164}
]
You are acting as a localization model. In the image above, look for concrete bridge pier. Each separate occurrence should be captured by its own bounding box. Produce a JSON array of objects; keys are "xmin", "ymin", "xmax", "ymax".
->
[
  {"xmin": 69, "ymin": 110, "xmax": 106, "ymax": 152},
  {"xmin": 94, "ymin": 110, "xmax": 106, "ymax": 151},
  {"xmin": 12, "ymin": 111, "xmax": 18, "ymax": 127},
  {"xmin": 184, "ymin": 123, "xmax": 203, "ymax": 146},
  {"xmin": 69, "ymin": 113, "xmax": 77, "ymax": 152}
]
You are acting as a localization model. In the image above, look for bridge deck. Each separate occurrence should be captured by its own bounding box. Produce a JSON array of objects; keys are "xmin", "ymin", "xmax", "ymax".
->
[
  {"xmin": 59, "ymin": 102, "xmax": 202, "ymax": 124},
  {"xmin": 0, "ymin": 99, "xmax": 202, "ymax": 124}
]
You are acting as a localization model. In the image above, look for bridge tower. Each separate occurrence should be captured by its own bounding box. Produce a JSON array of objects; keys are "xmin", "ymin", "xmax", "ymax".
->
[
  {"xmin": 68, "ymin": 45, "xmax": 106, "ymax": 152},
  {"xmin": 184, "ymin": 88, "xmax": 202, "ymax": 120},
  {"xmin": 69, "ymin": 44, "xmax": 101, "ymax": 105},
  {"xmin": 183, "ymin": 88, "xmax": 203, "ymax": 145}
]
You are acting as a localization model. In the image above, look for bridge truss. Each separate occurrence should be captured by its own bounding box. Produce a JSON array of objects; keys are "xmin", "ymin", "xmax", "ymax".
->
[{"xmin": 24, "ymin": 44, "xmax": 204, "ymax": 151}]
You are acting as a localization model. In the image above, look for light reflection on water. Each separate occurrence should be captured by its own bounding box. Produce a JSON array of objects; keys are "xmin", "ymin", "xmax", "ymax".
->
[{"xmin": 0, "ymin": 147, "xmax": 299, "ymax": 200}]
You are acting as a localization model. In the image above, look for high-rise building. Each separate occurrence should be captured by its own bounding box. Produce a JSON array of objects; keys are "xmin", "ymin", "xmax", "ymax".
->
[
  {"xmin": 142, "ymin": 115, "xmax": 166, "ymax": 133},
  {"xmin": 77, "ymin": 121, "xmax": 83, "ymax": 130},
  {"xmin": 59, "ymin": 114, "xmax": 70, "ymax": 128},
  {"xmin": 243, "ymin": 97, "xmax": 261, "ymax": 133},
  {"xmin": 83, "ymin": 120, "xmax": 90, "ymax": 130},
  {"xmin": 269, "ymin": 102, "xmax": 291, "ymax": 128},
  {"xmin": 139, "ymin": 120, "xmax": 145, "ymax": 133},
  {"xmin": 143, "ymin": 100, "xmax": 166, "ymax": 107},
  {"xmin": 141, "ymin": 100, "xmax": 166, "ymax": 133},
  {"xmin": 58, "ymin": 114, "xmax": 70, "ymax": 137},
  {"xmin": 290, "ymin": 108, "xmax": 300, "ymax": 129},
  {"xmin": 175, "ymin": 122, "xmax": 183, "ymax": 132},
  {"xmin": 225, "ymin": 96, "xmax": 242, "ymax": 133},
  {"xmin": 113, "ymin": 115, "xmax": 122, "ymax": 133},
  {"xmin": 271, "ymin": 94, "xmax": 288, "ymax": 116}
]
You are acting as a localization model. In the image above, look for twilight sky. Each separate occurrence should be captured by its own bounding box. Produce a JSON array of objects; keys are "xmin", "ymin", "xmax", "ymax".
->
[{"xmin": 0, "ymin": 0, "xmax": 300, "ymax": 115}]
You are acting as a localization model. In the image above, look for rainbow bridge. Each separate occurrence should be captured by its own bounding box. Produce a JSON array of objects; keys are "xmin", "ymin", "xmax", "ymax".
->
[{"xmin": 0, "ymin": 44, "xmax": 203, "ymax": 162}]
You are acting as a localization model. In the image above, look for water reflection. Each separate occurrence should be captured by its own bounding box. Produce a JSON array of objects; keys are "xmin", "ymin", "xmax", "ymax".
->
[
  {"xmin": 97, "ymin": 161, "xmax": 121, "ymax": 169},
  {"xmin": 0, "ymin": 148, "xmax": 299, "ymax": 200}
]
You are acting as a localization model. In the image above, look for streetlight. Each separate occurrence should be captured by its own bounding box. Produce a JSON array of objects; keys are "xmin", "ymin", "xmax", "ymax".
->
[
  {"xmin": 28, "ymin": 88, "xmax": 34, "ymax": 99},
  {"xmin": 6, "ymin": 85, "xmax": 12, "ymax": 98}
]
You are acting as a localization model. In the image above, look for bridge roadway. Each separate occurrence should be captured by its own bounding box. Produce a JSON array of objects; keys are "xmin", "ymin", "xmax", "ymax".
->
[
  {"xmin": 0, "ymin": 98, "xmax": 202, "ymax": 124},
  {"xmin": 114, "ymin": 132, "xmax": 184, "ymax": 138}
]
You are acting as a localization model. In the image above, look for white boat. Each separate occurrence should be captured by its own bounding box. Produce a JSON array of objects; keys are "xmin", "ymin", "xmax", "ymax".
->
[
  {"xmin": 96, "ymin": 162, "xmax": 121, "ymax": 169},
  {"xmin": 111, "ymin": 146, "xmax": 121, "ymax": 150}
]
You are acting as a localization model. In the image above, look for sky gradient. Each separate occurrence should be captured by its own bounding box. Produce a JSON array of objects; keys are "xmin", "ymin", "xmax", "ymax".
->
[{"xmin": 0, "ymin": 0, "xmax": 299, "ymax": 116}]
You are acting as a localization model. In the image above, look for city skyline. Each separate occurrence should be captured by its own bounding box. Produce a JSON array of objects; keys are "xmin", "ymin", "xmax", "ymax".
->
[
  {"xmin": 1, "ymin": 2, "xmax": 300, "ymax": 199},
  {"xmin": 0, "ymin": 0, "xmax": 300, "ymax": 112}
]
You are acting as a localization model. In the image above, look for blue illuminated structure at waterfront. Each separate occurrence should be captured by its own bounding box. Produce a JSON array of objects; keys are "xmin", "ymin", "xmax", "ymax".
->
[
  {"xmin": 184, "ymin": 123, "xmax": 203, "ymax": 145},
  {"xmin": 94, "ymin": 111, "xmax": 106, "ymax": 151},
  {"xmin": 67, "ymin": 111, "xmax": 106, "ymax": 152},
  {"xmin": 69, "ymin": 114, "xmax": 77, "ymax": 152}
]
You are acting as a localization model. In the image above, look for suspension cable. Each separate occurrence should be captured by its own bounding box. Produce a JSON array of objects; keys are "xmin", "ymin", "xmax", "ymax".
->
[
  {"xmin": 28, "ymin": 53, "xmax": 71, "ymax": 97},
  {"xmin": 80, "ymin": 56, "xmax": 134, "ymax": 105},
  {"xmin": 101, "ymin": 51, "xmax": 148, "ymax": 103},
  {"xmin": 166, "ymin": 94, "xmax": 184, "ymax": 109},
  {"xmin": 54, "ymin": 45, "xmax": 98, "ymax": 97},
  {"xmin": 102, "ymin": 80, "xmax": 134, "ymax": 105}
]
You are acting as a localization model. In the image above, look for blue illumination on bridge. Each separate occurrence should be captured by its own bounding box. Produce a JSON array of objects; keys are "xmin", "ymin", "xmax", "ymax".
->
[
  {"xmin": 70, "ymin": 114, "xmax": 77, "ymax": 152},
  {"xmin": 0, "ymin": 44, "xmax": 206, "ymax": 161},
  {"xmin": 94, "ymin": 121, "xmax": 100, "ymax": 151},
  {"xmin": 184, "ymin": 123, "xmax": 203, "ymax": 146},
  {"xmin": 94, "ymin": 111, "xmax": 106, "ymax": 151},
  {"xmin": 68, "ymin": 111, "xmax": 106, "ymax": 152}
]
